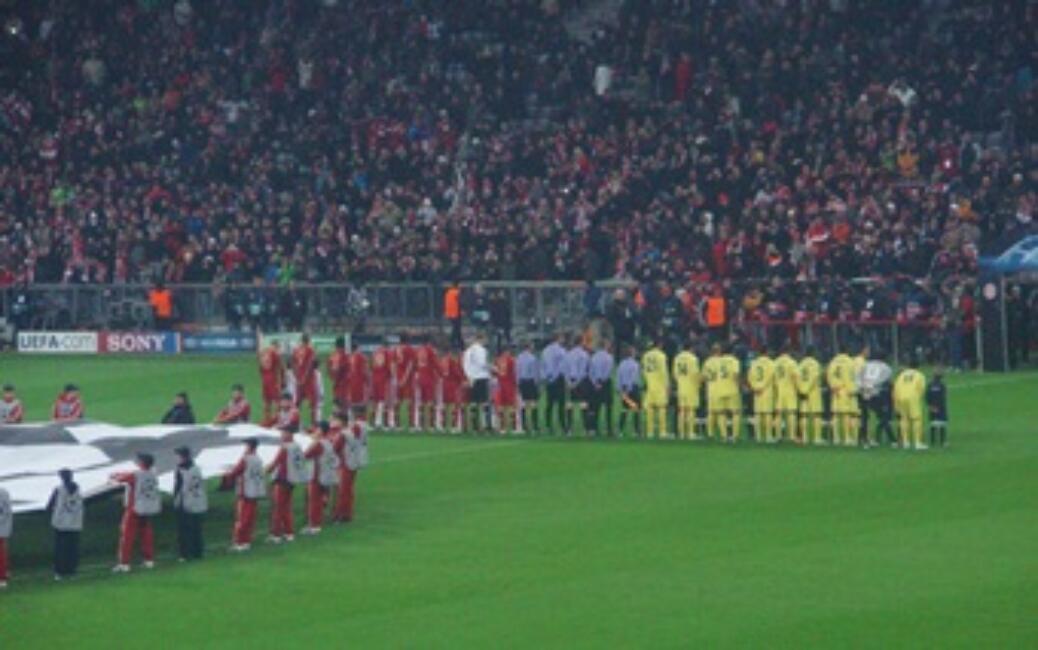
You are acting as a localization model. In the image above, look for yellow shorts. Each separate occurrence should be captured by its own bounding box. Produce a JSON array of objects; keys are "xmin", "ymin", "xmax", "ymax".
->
[
  {"xmin": 896, "ymin": 397, "xmax": 923, "ymax": 421},
  {"xmin": 832, "ymin": 393, "xmax": 853, "ymax": 414},
  {"xmin": 799, "ymin": 392, "xmax": 822, "ymax": 414},
  {"xmin": 676, "ymin": 389, "xmax": 699, "ymax": 410},
  {"xmin": 712, "ymin": 394, "xmax": 740, "ymax": 413},
  {"xmin": 643, "ymin": 387, "xmax": 668, "ymax": 409},
  {"xmin": 753, "ymin": 393, "xmax": 774, "ymax": 414},
  {"xmin": 775, "ymin": 391, "xmax": 797, "ymax": 412},
  {"xmin": 845, "ymin": 393, "xmax": 861, "ymax": 415}
]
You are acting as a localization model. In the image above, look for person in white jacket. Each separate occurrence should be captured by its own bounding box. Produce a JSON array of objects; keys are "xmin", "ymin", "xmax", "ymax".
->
[{"xmin": 463, "ymin": 333, "xmax": 493, "ymax": 432}]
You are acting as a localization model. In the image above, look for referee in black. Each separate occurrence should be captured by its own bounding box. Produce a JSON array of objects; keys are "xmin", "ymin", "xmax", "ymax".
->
[{"xmin": 541, "ymin": 332, "xmax": 568, "ymax": 434}]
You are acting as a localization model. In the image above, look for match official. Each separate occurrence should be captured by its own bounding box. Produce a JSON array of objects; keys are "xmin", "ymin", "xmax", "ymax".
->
[
  {"xmin": 541, "ymin": 332, "xmax": 567, "ymax": 434},
  {"xmin": 616, "ymin": 346, "xmax": 641, "ymax": 437},
  {"xmin": 517, "ymin": 341, "xmax": 541, "ymax": 434},
  {"xmin": 588, "ymin": 339, "xmax": 614, "ymax": 437}
]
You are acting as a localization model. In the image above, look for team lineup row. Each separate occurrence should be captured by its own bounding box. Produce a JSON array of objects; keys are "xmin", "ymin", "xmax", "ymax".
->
[{"xmin": 235, "ymin": 332, "xmax": 948, "ymax": 451}]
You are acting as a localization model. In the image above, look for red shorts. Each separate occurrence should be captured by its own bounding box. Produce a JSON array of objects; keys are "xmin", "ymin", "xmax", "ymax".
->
[
  {"xmin": 397, "ymin": 382, "xmax": 415, "ymax": 402},
  {"xmin": 348, "ymin": 383, "xmax": 366, "ymax": 405},
  {"xmin": 295, "ymin": 380, "xmax": 316, "ymax": 402},
  {"xmin": 333, "ymin": 381, "xmax": 349, "ymax": 405},
  {"xmin": 495, "ymin": 384, "xmax": 518, "ymax": 407},
  {"xmin": 442, "ymin": 384, "xmax": 463, "ymax": 406},
  {"xmin": 371, "ymin": 381, "xmax": 390, "ymax": 402},
  {"xmin": 262, "ymin": 376, "xmax": 281, "ymax": 402},
  {"xmin": 415, "ymin": 382, "xmax": 436, "ymax": 403}
]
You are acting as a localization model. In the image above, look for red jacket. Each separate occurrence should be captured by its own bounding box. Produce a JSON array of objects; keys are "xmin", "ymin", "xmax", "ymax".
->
[{"xmin": 52, "ymin": 394, "xmax": 83, "ymax": 421}]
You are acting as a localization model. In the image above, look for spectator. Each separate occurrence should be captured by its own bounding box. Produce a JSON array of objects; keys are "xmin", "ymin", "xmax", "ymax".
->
[
  {"xmin": 444, "ymin": 281, "xmax": 462, "ymax": 349},
  {"xmin": 0, "ymin": 0, "xmax": 1030, "ymax": 339},
  {"xmin": 148, "ymin": 282, "xmax": 174, "ymax": 330}
]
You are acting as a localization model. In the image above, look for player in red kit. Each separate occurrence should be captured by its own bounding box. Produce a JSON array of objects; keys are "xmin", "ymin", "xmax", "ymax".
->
[
  {"xmin": 414, "ymin": 342, "xmax": 442, "ymax": 430},
  {"xmin": 495, "ymin": 347, "xmax": 519, "ymax": 433},
  {"xmin": 292, "ymin": 333, "xmax": 320, "ymax": 429},
  {"xmin": 258, "ymin": 341, "xmax": 284, "ymax": 425},
  {"xmin": 52, "ymin": 384, "xmax": 84, "ymax": 421},
  {"xmin": 273, "ymin": 392, "xmax": 301, "ymax": 432},
  {"xmin": 370, "ymin": 345, "xmax": 393, "ymax": 430},
  {"xmin": 302, "ymin": 421, "xmax": 339, "ymax": 534},
  {"xmin": 327, "ymin": 336, "xmax": 350, "ymax": 412},
  {"xmin": 394, "ymin": 334, "xmax": 416, "ymax": 431},
  {"xmin": 111, "ymin": 453, "xmax": 161, "ymax": 573},
  {"xmin": 214, "ymin": 384, "xmax": 251, "ymax": 423},
  {"xmin": 439, "ymin": 348, "xmax": 466, "ymax": 432},
  {"xmin": 221, "ymin": 438, "xmax": 265, "ymax": 551},
  {"xmin": 347, "ymin": 343, "xmax": 368, "ymax": 410}
]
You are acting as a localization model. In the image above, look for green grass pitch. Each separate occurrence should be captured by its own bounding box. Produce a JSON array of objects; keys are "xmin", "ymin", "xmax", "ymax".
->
[{"xmin": 0, "ymin": 354, "xmax": 1035, "ymax": 648}]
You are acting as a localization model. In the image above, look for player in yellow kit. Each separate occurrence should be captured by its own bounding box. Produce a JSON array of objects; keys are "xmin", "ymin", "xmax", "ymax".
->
[
  {"xmin": 796, "ymin": 347, "xmax": 824, "ymax": 445},
  {"xmin": 773, "ymin": 344, "xmax": 800, "ymax": 443},
  {"xmin": 718, "ymin": 346, "xmax": 742, "ymax": 442},
  {"xmin": 747, "ymin": 351, "xmax": 775, "ymax": 443},
  {"xmin": 893, "ymin": 360, "xmax": 928, "ymax": 450},
  {"xmin": 849, "ymin": 345, "xmax": 868, "ymax": 445},
  {"xmin": 641, "ymin": 335, "xmax": 669, "ymax": 439},
  {"xmin": 702, "ymin": 346, "xmax": 721, "ymax": 440},
  {"xmin": 827, "ymin": 351, "xmax": 855, "ymax": 445},
  {"xmin": 672, "ymin": 345, "xmax": 701, "ymax": 440}
]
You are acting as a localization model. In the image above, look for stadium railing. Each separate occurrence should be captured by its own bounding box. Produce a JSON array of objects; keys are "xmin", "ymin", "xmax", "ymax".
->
[{"xmin": 0, "ymin": 281, "xmax": 636, "ymax": 336}]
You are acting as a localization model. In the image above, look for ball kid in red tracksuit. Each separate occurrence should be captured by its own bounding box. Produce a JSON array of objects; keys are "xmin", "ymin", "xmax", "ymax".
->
[
  {"xmin": 221, "ymin": 438, "xmax": 266, "ymax": 550},
  {"xmin": 334, "ymin": 409, "xmax": 369, "ymax": 523},
  {"xmin": 52, "ymin": 384, "xmax": 84, "ymax": 422},
  {"xmin": 274, "ymin": 393, "xmax": 301, "ymax": 433},
  {"xmin": 266, "ymin": 428, "xmax": 306, "ymax": 541},
  {"xmin": 111, "ymin": 453, "xmax": 162, "ymax": 572},
  {"xmin": 302, "ymin": 422, "xmax": 339, "ymax": 533},
  {"xmin": 328, "ymin": 415, "xmax": 349, "ymax": 523}
]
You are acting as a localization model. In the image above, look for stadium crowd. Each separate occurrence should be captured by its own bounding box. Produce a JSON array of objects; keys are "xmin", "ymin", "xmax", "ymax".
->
[{"xmin": 0, "ymin": 1, "xmax": 1033, "ymax": 307}]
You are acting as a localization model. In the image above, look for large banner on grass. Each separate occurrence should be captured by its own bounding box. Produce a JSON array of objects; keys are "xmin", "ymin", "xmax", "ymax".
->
[
  {"xmin": 17, "ymin": 331, "xmax": 99, "ymax": 354},
  {"xmin": 0, "ymin": 421, "xmax": 310, "ymax": 513}
]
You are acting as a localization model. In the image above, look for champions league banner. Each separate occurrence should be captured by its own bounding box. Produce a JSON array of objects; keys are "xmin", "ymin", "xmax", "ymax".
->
[{"xmin": 0, "ymin": 421, "xmax": 312, "ymax": 513}]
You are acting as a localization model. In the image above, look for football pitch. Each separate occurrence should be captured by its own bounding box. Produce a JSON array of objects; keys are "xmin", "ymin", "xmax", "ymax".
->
[{"xmin": 1, "ymin": 355, "xmax": 1035, "ymax": 648}]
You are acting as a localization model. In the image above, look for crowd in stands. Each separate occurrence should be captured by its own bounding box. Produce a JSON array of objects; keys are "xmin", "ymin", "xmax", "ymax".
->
[{"xmin": 0, "ymin": 1, "xmax": 1034, "ymax": 327}]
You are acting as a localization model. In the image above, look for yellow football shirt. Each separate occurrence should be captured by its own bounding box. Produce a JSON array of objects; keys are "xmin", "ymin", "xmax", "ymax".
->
[
  {"xmin": 718, "ymin": 354, "xmax": 741, "ymax": 398},
  {"xmin": 797, "ymin": 357, "xmax": 822, "ymax": 397},
  {"xmin": 673, "ymin": 351, "xmax": 700, "ymax": 399},
  {"xmin": 642, "ymin": 348, "xmax": 669, "ymax": 393}
]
